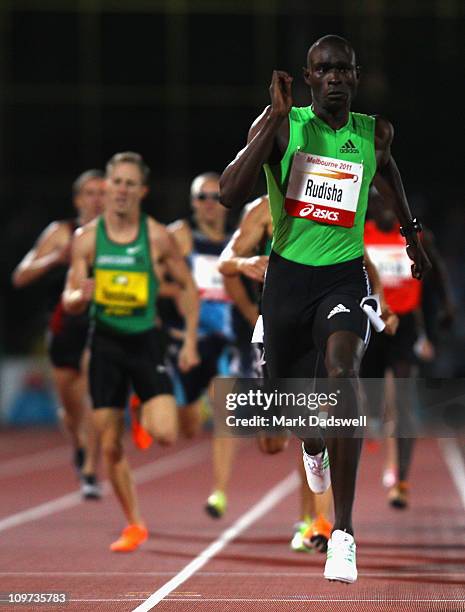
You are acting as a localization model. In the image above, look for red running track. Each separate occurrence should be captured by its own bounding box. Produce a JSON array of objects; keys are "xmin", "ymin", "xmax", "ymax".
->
[{"xmin": 0, "ymin": 429, "xmax": 464, "ymax": 611}]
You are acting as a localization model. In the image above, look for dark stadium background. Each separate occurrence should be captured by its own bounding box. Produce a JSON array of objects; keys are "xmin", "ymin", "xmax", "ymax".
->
[{"xmin": 0, "ymin": 0, "xmax": 463, "ymax": 373}]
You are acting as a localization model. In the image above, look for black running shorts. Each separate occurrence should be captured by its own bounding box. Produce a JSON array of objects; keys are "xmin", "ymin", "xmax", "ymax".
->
[
  {"xmin": 262, "ymin": 251, "xmax": 371, "ymax": 378},
  {"xmin": 360, "ymin": 311, "xmax": 418, "ymax": 376},
  {"xmin": 47, "ymin": 312, "xmax": 89, "ymax": 371},
  {"xmin": 89, "ymin": 326, "xmax": 173, "ymax": 409},
  {"xmin": 166, "ymin": 334, "xmax": 229, "ymax": 406}
]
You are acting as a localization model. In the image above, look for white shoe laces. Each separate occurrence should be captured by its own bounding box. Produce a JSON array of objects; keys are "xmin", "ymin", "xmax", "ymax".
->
[
  {"xmin": 331, "ymin": 534, "xmax": 355, "ymax": 563},
  {"xmin": 306, "ymin": 451, "xmax": 324, "ymax": 476}
]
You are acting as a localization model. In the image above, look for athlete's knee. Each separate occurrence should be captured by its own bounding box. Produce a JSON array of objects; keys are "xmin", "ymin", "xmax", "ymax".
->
[
  {"xmin": 154, "ymin": 429, "xmax": 177, "ymax": 446},
  {"xmin": 326, "ymin": 364, "xmax": 358, "ymax": 379},
  {"xmin": 101, "ymin": 438, "xmax": 124, "ymax": 464},
  {"xmin": 179, "ymin": 408, "xmax": 201, "ymax": 439},
  {"xmin": 180, "ymin": 420, "xmax": 200, "ymax": 439},
  {"xmin": 141, "ymin": 414, "xmax": 177, "ymax": 445},
  {"xmin": 257, "ymin": 433, "xmax": 289, "ymax": 454}
]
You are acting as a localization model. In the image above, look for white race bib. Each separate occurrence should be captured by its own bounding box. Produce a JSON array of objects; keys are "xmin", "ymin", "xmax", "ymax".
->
[
  {"xmin": 366, "ymin": 245, "xmax": 412, "ymax": 287},
  {"xmin": 285, "ymin": 151, "xmax": 363, "ymax": 228},
  {"xmin": 192, "ymin": 254, "xmax": 230, "ymax": 302}
]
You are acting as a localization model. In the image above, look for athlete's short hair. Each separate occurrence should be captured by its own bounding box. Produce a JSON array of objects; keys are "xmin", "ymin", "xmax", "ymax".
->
[
  {"xmin": 72, "ymin": 169, "xmax": 104, "ymax": 196},
  {"xmin": 190, "ymin": 171, "xmax": 220, "ymax": 199},
  {"xmin": 105, "ymin": 151, "xmax": 151, "ymax": 186}
]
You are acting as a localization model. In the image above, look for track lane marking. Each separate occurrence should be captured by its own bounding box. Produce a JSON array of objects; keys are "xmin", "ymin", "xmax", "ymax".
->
[
  {"xmin": 132, "ymin": 470, "xmax": 300, "ymax": 611},
  {"xmin": 0, "ymin": 445, "xmax": 69, "ymax": 479},
  {"xmin": 0, "ymin": 441, "xmax": 209, "ymax": 533}
]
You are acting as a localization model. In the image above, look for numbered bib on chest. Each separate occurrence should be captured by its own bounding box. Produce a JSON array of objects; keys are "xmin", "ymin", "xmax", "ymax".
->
[
  {"xmin": 192, "ymin": 254, "xmax": 230, "ymax": 302},
  {"xmin": 366, "ymin": 245, "xmax": 412, "ymax": 287},
  {"xmin": 95, "ymin": 269, "xmax": 149, "ymax": 310},
  {"xmin": 285, "ymin": 151, "xmax": 363, "ymax": 228}
]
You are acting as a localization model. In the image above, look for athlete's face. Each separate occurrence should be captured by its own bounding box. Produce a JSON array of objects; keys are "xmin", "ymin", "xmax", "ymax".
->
[
  {"xmin": 74, "ymin": 178, "xmax": 105, "ymax": 224},
  {"xmin": 304, "ymin": 43, "xmax": 359, "ymax": 112},
  {"xmin": 105, "ymin": 162, "xmax": 148, "ymax": 215},
  {"xmin": 191, "ymin": 179, "xmax": 226, "ymax": 227}
]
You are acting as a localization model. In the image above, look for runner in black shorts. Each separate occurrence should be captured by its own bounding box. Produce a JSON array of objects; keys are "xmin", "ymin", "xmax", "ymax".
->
[
  {"xmin": 64, "ymin": 152, "xmax": 199, "ymax": 553},
  {"xmin": 219, "ymin": 35, "xmax": 430, "ymax": 582},
  {"xmin": 167, "ymin": 172, "xmax": 236, "ymax": 518},
  {"xmin": 263, "ymin": 252, "xmax": 371, "ymax": 378},
  {"xmin": 12, "ymin": 169, "xmax": 105, "ymax": 499}
]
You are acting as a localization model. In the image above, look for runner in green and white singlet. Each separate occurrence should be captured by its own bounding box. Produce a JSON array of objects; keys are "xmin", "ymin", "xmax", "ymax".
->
[
  {"xmin": 64, "ymin": 152, "xmax": 200, "ymax": 553},
  {"xmin": 219, "ymin": 35, "xmax": 430, "ymax": 584}
]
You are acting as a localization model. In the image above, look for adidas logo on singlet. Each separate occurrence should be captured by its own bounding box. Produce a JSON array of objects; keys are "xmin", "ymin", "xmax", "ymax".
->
[
  {"xmin": 327, "ymin": 304, "xmax": 351, "ymax": 319},
  {"xmin": 340, "ymin": 139, "xmax": 359, "ymax": 154}
]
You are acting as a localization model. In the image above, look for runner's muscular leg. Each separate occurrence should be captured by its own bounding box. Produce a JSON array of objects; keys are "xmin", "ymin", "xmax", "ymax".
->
[
  {"xmin": 51, "ymin": 366, "xmax": 87, "ymax": 449},
  {"xmin": 93, "ymin": 408, "xmax": 143, "ymax": 525},
  {"xmin": 141, "ymin": 395, "xmax": 178, "ymax": 446},
  {"xmin": 324, "ymin": 330, "xmax": 365, "ymax": 535}
]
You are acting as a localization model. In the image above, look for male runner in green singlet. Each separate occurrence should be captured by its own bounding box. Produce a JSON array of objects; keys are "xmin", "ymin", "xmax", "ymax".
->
[
  {"xmin": 64, "ymin": 152, "xmax": 199, "ymax": 552},
  {"xmin": 219, "ymin": 35, "xmax": 430, "ymax": 583}
]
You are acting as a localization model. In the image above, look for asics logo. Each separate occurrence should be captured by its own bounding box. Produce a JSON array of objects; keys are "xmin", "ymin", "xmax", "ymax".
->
[
  {"xmin": 299, "ymin": 205, "xmax": 339, "ymax": 222},
  {"xmin": 327, "ymin": 304, "xmax": 351, "ymax": 319},
  {"xmin": 299, "ymin": 204, "xmax": 314, "ymax": 217}
]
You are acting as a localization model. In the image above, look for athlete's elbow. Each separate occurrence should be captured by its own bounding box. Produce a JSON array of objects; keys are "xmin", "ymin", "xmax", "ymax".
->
[
  {"xmin": 11, "ymin": 270, "xmax": 26, "ymax": 288},
  {"xmin": 219, "ymin": 185, "xmax": 233, "ymax": 209}
]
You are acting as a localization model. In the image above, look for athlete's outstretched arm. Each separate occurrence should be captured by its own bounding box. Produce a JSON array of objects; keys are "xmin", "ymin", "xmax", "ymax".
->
[
  {"xmin": 12, "ymin": 222, "xmax": 71, "ymax": 288},
  {"xmin": 373, "ymin": 117, "xmax": 431, "ymax": 280},
  {"xmin": 62, "ymin": 227, "xmax": 95, "ymax": 315},
  {"xmin": 219, "ymin": 71, "xmax": 292, "ymax": 210}
]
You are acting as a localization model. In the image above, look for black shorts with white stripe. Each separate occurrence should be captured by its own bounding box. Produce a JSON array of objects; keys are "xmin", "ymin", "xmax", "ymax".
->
[{"xmin": 261, "ymin": 250, "xmax": 370, "ymax": 378}]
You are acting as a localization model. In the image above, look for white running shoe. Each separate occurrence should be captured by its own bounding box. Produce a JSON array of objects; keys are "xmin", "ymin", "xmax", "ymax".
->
[
  {"xmin": 302, "ymin": 444, "xmax": 331, "ymax": 494},
  {"xmin": 324, "ymin": 529, "xmax": 357, "ymax": 583},
  {"xmin": 80, "ymin": 475, "xmax": 102, "ymax": 500}
]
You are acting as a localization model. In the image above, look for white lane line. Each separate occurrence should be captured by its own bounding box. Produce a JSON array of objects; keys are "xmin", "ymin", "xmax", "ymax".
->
[
  {"xmin": 63, "ymin": 599, "xmax": 465, "ymax": 604},
  {"xmin": 160, "ymin": 599, "xmax": 465, "ymax": 603},
  {"xmin": 132, "ymin": 470, "xmax": 299, "ymax": 612},
  {"xmin": 439, "ymin": 438, "xmax": 465, "ymax": 509},
  {"xmin": 0, "ymin": 442, "xmax": 209, "ymax": 533},
  {"xmin": 2, "ymin": 571, "xmax": 465, "ymax": 577},
  {"xmin": 0, "ymin": 445, "xmax": 69, "ymax": 479}
]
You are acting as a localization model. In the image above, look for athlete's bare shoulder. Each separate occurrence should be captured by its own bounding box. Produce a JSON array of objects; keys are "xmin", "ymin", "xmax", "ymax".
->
[
  {"xmin": 373, "ymin": 115, "xmax": 394, "ymax": 149},
  {"xmin": 35, "ymin": 219, "xmax": 72, "ymax": 247},
  {"xmin": 147, "ymin": 215, "xmax": 169, "ymax": 241},
  {"xmin": 166, "ymin": 218, "xmax": 192, "ymax": 256},
  {"xmin": 147, "ymin": 215, "xmax": 179, "ymax": 252},
  {"xmin": 73, "ymin": 218, "xmax": 98, "ymax": 259},
  {"xmin": 74, "ymin": 217, "xmax": 98, "ymax": 240}
]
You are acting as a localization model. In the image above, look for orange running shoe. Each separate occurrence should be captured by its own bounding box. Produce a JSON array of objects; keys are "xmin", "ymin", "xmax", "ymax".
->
[
  {"xmin": 388, "ymin": 480, "xmax": 409, "ymax": 509},
  {"xmin": 303, "ymin": 514, "xmax": 332, "ymax": 553},
  {"xmin": 129, "ymin": 394, "xmax": 153, "ymax": 450},
  {"xmin": 110, "ymin": 524, "xmax": 148, "ymax": 552}
]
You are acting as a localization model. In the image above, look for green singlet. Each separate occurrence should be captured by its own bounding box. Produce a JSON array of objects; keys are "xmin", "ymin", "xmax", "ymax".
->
[
  {"xmin": 91, "ymin": 214, "xmax": 158, "ymax": 334},
  {"xmin": 264, "ymin": 106, "xmax": 376, "ymax": 266}
]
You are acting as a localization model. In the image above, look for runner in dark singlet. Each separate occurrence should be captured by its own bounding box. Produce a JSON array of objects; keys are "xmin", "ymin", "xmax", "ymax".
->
[{"xmin": 12, "ymin": 170, "xmax": 104, "ymax": 498}]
